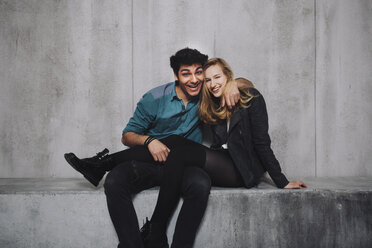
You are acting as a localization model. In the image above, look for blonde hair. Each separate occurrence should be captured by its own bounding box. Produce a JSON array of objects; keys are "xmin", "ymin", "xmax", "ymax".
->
[{"xmin": 199, "ymin": 58, "xmax": 255, "ymax": 124}]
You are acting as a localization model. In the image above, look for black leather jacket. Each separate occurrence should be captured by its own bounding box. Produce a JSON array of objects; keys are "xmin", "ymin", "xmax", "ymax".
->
[{"xmin": 210, "ymin": 88, "xmax": 289, "ymax": 188}]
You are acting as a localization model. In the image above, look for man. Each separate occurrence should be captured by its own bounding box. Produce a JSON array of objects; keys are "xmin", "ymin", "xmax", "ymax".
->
[{"xmin": 66, "ymin": 48, "xmax": 251, "ymax": 248}]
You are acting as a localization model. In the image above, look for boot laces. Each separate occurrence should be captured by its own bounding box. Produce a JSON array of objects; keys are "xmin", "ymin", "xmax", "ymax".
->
[{"xmin": 95, "ymin": 148, "xmax": 109, "ymax": 160}]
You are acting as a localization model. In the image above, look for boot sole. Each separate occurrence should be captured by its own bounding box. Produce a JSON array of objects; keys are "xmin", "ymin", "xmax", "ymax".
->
[{"xmin": 64, "ymin": 153, "xmax": 101, "ymax": 187}]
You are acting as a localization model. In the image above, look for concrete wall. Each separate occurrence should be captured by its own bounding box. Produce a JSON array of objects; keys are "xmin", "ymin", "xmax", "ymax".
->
[
  {"xmin": 0, "ymin": 0, "xmax": 371, "ymax": 178},
  {"xmin": 316, "ymin": 0, "xmax": 372, "ymax": 176}
]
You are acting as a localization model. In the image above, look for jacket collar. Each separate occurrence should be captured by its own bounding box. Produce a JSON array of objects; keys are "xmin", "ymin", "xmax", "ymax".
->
[
  {"xmin": 213, "ymin": 108, "xmax": 244, "ymax": 144},
  {"xmin": 228, "ymin": 108, "xmax": 244, "ymax": 133}
]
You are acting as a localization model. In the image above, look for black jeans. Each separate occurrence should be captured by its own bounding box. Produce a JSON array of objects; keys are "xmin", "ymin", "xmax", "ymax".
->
[{"xmin": 104, "ymin": 160, "xmax": 211, "ymax": 248}]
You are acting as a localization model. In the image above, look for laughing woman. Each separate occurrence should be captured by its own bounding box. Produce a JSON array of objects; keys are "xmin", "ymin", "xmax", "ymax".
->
[{"xmin": 140, "ymin": 58, "xmax": 306, "ymax": 248}]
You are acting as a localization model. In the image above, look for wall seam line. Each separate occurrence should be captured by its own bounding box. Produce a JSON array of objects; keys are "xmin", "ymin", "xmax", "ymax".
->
[
  {"xmin": 214, "ymin": 0, "xmax": 220, "ymax": 57},
  {"xmin": 131, "ymin": 0, "xmax": 134, "ymax": 113},
  {"xmin": 314, "ymin": 0, "xmax": 317, "ymax": 177}
]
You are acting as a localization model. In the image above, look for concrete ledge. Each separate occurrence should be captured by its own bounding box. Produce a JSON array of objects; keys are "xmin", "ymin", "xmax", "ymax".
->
[{"xmin": 0, "ymin": 177, "xmax": 371, "ymax": 248}]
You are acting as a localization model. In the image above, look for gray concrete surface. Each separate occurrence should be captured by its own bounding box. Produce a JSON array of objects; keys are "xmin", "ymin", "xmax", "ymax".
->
[
  {"xmin": 0, "ymin": 0, "xmax": 133, "ymax": 177},
  {"xmin": 1, "ymin": 0, "xmax": 372, "ymax": 178},
  {"xmin": 0, "ymin": 177, "xmax": 371, "ymax": 248},
  {"xmin": 315, "ymin": 0, "xmax": 372, "ymax": 176},
  {"xmin": 213, "ymin": 0, "xmax": 316, "ymax": 177}
]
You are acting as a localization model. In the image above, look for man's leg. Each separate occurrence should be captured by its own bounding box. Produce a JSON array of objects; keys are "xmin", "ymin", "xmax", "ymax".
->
[
  {"xmin": 104, "ymin": 160, "xmax": 163, "ymax": 248},
  {"xmin": 171, "ymin": 167, "xmax": 211, "ymax": 248}
]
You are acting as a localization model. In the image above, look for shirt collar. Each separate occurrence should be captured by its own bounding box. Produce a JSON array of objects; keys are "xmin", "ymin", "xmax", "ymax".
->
[{"xmin": 171, "ymin": 81, "xmax": 180, "ymax": 101}]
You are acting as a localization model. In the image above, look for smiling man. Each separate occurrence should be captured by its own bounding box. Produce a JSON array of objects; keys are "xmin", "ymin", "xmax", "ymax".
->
[
  {"xmin": 176, "ymin": 64, "xmax": 203, "ymax": 99},
  {"xmin": 103, "ymin": 48, "xmax": 210, "ymax": 248},
  {"xmin": 121, "ymin": 49, "xmax": 208, "ymax": 161}
]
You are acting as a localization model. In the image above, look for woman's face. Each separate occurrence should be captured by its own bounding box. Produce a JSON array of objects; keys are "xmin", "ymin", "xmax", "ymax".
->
[{"xmin": 204, "ymin": 64, "xmax": 227, "ymax": 98}]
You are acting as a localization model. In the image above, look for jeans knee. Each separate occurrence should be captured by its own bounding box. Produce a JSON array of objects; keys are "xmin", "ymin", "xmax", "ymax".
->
[
  {"xmin": 182, "ymin": 168, "xmax": 211, "ymax": 199},
  {"xmin": 167, "ymin": 134, "xmax": 183, "ymax": 139},
  {"xmin": 104, "ymin": 165, "xmax": 133, "ymax": 196},
  {"xmin": 103, "ymin": 171, "xmax": 117, "ymax": 194},
  {"xmin": 161, "ymin": 134, "xmax": 191, "ymax": 148},
  {"xmin": 191, "ymin": 177, "xmax": 211, "ymax": 198}
]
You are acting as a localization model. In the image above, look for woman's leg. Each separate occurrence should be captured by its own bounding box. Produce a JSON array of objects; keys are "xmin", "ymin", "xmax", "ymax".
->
[{"xmin": 203, "ymin": 148, "xmax": 244, "ymax": 187}]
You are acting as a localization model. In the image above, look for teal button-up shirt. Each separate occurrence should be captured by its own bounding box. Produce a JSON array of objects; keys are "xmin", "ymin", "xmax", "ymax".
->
[{"xmin": 122, "ymin": 82, "xmax": 202, "ymax": 143}]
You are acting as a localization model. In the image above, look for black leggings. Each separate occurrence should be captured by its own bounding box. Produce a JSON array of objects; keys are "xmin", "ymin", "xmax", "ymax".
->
[{"xmin": 109, "ymin": 135, "xmax": 244, "ymax": 225}]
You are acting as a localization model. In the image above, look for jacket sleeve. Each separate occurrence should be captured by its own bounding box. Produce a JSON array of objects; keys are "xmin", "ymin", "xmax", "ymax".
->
[{"xmin": 248, "ymin": 91, "xmax": 289, "ymax": 188}]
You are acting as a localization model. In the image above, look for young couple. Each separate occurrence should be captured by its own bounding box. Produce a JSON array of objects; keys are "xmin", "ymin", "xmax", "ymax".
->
[{"xmin": 65, "ymin": 48, "xmax": 306, "ymax": 248}]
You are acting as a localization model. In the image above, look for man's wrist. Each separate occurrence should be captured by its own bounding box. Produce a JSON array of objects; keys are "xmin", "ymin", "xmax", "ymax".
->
[{"xmin": 144, "ymin": 136, "xmax": 156, "ymax": 147}]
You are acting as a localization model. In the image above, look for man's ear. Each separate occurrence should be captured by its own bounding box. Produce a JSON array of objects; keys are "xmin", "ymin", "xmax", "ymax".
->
[{"xmin": 174, "ymin": 73, "xmax": 179, "ymax": 81}]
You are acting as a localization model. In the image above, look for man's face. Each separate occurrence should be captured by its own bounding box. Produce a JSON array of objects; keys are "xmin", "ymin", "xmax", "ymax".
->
[{"xmin": 174, "ymin": 64, "xmax": 204, "ymax": 100}]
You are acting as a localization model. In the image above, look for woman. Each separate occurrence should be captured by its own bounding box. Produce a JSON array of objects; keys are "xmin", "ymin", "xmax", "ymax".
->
[{"xmin": 138, "ymin": 58, "xmax": 306, "ymax": 248}]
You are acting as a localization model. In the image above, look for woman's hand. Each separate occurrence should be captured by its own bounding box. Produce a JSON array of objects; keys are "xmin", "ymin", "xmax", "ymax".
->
[{"xmin": 284, "ymin": 181, "xmax": 307, "ymax": 189}]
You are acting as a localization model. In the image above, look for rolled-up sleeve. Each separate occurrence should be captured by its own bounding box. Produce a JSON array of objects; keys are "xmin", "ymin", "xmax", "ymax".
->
[{"xmin": 122, "ymin": 92, "xmax": 157, "ymax": 135}]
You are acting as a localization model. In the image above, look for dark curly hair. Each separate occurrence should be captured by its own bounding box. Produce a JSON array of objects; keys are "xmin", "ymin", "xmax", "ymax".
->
[{"xmin": 170, "ymin": 48, "xmax": 208, "ymax": 76}]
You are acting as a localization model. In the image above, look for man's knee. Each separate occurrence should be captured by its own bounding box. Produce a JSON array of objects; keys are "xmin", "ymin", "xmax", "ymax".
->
[
  {"xmin": 182, "ymin": 167, "xmax": 211, "ymax": 199},
  {"xmin": 161, "ymin": 134, "xmax": 193, "ymax": 148},
  {"xmin": 104, "ymin": 162, "xmax": 134, "ymax": 196},
  {"xmin": 161, "ymin": 134, "xmax": 182, "ymax": 144}
]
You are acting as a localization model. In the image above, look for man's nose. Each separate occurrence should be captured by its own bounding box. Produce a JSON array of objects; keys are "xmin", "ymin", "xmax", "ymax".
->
[{"xmin": 191, "ymin": 73, "xmax": 197, "ymax": 82}]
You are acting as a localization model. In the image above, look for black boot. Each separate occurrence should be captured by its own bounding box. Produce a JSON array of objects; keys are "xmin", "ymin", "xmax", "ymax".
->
[
  {"xmin": 64, "ymin": 148, "xmax": 114, "ymax": 187},
  {"xmin": 140, "ymin": 218, "xmax": 169, "ymax": 248}
]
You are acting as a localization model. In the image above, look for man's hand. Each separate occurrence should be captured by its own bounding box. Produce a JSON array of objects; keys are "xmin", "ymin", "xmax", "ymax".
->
[
  {"xmin": 221, "ymin": 80, "xmax": 240, "ymax": 109},
  {"xmin": 147, "ymin": 139, "xmax": 170, "ymax": 162},
  {"xmin": 222, "ymin": 77, "xmax": 255, "ymax": 109},
  {"xmin": 284, "ymin": 181, "xmax": 307, "ymax": 189}
]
